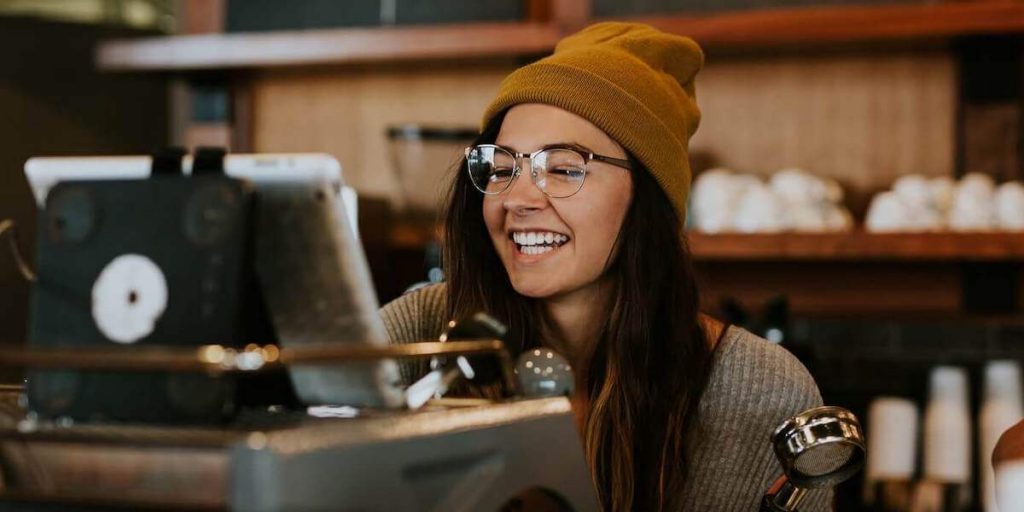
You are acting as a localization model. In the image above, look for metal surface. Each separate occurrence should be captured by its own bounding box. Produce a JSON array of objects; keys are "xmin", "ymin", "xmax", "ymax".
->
[
  {"xmin": 0, "ymin": 398, "xmax": 597, "ymax": 511},
  {"xmin": 761, "ymin": 406, "xmax": 866, "ymax": 511},
  {"xmin": 231, "ymin": 397, "xmax": 595, "ymax": 512},
  {"xmin": 793, "ymin": 442, "xmax": 854, "ymax": 476},
  {"xmin": 772, "ymin": 405, "xmax": 865, "ymax": 488},
  {"xmin": 515, "ymin": 348, "xmax": 573, "ymax": 397},
  {"xmin": 250, "ymin": 179, "xmax": 403, "ymax": 408},
  {"xmin": 0, "ymin": 340, "xmax": 504, "ymax": 370},
  {"xmin": 0, "ymin": 340, "xmax": 521, "ymax": 403},
  {"xmin": 0, "ymin": 219, "xmax": 35, "ymax": 282}
]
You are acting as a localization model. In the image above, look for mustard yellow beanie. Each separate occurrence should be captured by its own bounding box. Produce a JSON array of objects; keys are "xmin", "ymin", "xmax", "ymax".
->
[{"xmin": 482, "ymin": 22, "xmax": 704, "ymax": 223}]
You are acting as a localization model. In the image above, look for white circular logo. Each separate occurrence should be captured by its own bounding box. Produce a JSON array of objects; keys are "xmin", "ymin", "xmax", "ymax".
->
[{"xmin": 91, "ymin": 254, "xmax": 168, "ymax": 344}]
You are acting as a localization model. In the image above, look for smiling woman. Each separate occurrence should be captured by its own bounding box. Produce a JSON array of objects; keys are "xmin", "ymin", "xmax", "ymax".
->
[{"xmin": 380, "ymin": 22, "xmax": 830, "ymax": 511}]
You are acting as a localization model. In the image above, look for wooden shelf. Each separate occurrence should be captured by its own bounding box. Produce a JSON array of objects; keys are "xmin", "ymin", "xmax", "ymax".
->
[
  {"xmin": 688, "ymin": 231, "xmax": 1024, "ymax": 262},
  {"xmin": 95, "ymin": 21, "xmax": 561, "ymax": 71},
  {"xmin": 95, "ymin": 2, "xmax": 1024, "ymax": 71},
  {"xmin": 385, "ymin": 228, "xmax": 1024, "ymax": 262},
  {"xmin": 637, "ymin": 1, "xmax": 1024, "ymax": 51}
]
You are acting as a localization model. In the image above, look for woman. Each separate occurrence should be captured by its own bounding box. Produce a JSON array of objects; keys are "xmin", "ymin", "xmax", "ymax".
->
[{"xmin": 381, "ymin": 22, "xmax": 830, "ymax": 511}]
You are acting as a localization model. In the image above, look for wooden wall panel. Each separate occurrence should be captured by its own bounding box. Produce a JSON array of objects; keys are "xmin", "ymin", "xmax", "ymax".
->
[
  {"xmin": 179, "ymin": 0, "xmax": 225, "ymax": 34},
  {"xmin": 691, "ymin": 49, "xmax": 956, "ymax": 215},
  {"xmin": 250, "ymin": 61, "xmax": 518, "ymax": 204}
]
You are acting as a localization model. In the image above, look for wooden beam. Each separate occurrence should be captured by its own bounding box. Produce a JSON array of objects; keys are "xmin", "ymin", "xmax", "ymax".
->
[
  {"xmin": 98, "ymin": 2, "xmax": 1024, "ymax": 72},
  {"xmin": 688, "ymin": 232, "xmax": 1024, "ymax": 262},
  {"xmin": 633, "ymin": 1, "xmax": 1024, "ymax": 49},
  {"xmin": 97, "ymin": 22, "xmax": 560, "ymax": 71}
]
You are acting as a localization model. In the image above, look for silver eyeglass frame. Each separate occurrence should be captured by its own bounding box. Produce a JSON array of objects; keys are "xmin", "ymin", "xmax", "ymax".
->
[{"xmin": 464, "ymin": 143, "xmax": 633, "ymax": 198}]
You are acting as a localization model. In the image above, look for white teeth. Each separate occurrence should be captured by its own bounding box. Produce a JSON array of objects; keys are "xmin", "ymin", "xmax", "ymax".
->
[
  {"xmin": 510, "ymin": 231, "xmax": 569, "ymax": 247},
  {"xmin": 521, "ymin": 245, "xmax": 553, "ymax": 256}
]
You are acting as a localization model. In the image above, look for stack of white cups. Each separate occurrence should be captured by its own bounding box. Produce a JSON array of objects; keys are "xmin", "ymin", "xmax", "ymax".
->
[
  {"xmin": 981, "ymin": 361, "xmax": 1023, "ymax": 512},
  {"xmin": 866, "ymin": 173, "xmax": 1024, "ymax": 232},
  {"xmin": 690, "ymin": 168, "xmax": 852, "ymax": 233},
  {"xmin": 923, "ymin": 366, "xmax": 972, "ymax": 507}
]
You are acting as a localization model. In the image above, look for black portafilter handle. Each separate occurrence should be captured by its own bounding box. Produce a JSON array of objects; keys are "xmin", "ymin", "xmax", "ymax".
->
[
  {"xmin": 760, "ymin": 406, "xmax": 866, "ymax": 512},
  {"xmin": 405, "ymin": 313, "xmax": 511, "ymax": 409},
  {"xmin": 437, "ymin": 312, "xmax": 510, "ymax": 387}
]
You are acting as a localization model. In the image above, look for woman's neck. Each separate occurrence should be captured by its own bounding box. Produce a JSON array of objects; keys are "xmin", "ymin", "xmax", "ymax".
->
[{"xmin": 540, "ymin": 278, "xmax": 611, "ymax": 365}]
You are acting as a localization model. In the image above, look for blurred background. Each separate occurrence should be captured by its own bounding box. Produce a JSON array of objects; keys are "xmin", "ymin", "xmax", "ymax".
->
[{"xmin": 1, "ymin": 0, "xmax": 1024, "ymax": 510}]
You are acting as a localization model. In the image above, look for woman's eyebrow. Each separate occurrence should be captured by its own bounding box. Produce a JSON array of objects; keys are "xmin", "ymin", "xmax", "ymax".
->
[
  {"xmin": 539, "ymin": 142, "xmax": 594, "ymax": 153},
  {"xmin": 496, "ymin": 142, "xmax": 596, "ymax": 154}
]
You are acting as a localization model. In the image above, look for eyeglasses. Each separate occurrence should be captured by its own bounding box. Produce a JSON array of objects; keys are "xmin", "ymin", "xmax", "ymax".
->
[{"xmin": 464, "ymin": 144, "xmax": 632, "ymax": 198}]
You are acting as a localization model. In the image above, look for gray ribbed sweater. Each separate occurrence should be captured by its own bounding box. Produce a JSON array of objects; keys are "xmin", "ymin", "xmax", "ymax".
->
[{"xmin": 380, "ymin": 284, "xmax": 833, "ymax": 511}]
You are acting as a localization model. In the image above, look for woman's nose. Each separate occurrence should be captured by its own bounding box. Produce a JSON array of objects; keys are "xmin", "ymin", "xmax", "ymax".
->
[{"xmin": 503, "ymin": 165, "xmax": 548, "ymax": 213}]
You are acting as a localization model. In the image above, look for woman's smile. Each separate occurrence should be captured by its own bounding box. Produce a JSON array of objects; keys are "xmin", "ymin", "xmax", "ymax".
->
[{"xmin": 508, "ymin": 229, "xmax": 571, "ymax": 262}]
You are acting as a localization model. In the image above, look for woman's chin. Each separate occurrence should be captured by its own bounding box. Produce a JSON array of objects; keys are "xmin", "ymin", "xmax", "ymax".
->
[{"xmin": 509, "ymin": 277, "xmax": 560, "ymax": 299}]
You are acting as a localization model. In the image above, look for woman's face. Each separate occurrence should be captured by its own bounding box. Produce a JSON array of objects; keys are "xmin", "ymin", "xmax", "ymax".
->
[{"xmin": 483, "ymin": 103, "xmax": 633, "ymax": 300}]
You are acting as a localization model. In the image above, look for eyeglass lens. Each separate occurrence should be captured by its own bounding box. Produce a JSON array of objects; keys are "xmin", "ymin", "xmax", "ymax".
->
[{"xmin": 467, "ymin": 146, "xmax": 586, "ymax": 198}]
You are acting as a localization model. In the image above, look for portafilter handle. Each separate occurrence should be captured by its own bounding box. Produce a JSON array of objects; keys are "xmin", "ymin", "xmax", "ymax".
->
[{"xmin": 760, "ymin": 476, "xmax": 806, "ymax": 512}]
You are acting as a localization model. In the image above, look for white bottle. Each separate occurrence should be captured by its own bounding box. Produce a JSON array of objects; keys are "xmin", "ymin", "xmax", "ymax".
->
[
  {"xmin": 980, "ymin": 361, "xmax": 1023, "ymax": 512},
  {"xmin": 865, "ymin": 397, "xmax": 918, "ymax": 511},
  {"xmin": 923, "ymin": 366, "xmax": 972, "ymax": 510}
]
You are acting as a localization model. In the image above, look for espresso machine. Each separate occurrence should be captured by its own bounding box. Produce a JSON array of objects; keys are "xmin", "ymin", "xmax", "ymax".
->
[{"xmin": 0, "ymin": 151, "xmax": 597, "ymax": 511}]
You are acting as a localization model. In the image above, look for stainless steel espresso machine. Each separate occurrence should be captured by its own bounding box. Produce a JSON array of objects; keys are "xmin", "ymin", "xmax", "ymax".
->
[{"xmin": 0, "ymin": 152, "xmax": 598, "ymax": 511}]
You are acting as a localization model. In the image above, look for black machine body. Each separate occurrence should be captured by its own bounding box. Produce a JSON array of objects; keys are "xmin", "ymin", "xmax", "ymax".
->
[{"xmin": 26, "ymin": 149, "xmax": 291, "ymax": 423}]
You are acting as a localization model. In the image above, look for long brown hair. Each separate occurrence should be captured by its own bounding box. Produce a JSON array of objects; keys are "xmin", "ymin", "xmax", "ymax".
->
[{"xmin": 444, "ymin": 110, "xmax": 713, "ymax": 511}]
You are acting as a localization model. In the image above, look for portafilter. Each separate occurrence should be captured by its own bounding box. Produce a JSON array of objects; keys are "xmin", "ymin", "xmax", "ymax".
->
[{"xmin": 761, "ymin": 406, "xmax": 866, "ymax": 512}]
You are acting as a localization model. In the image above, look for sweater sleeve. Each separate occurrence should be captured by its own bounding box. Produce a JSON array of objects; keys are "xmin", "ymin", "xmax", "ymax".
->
[
  {"xmin": 378, "ymin": 283, "xmax": 449, "ymax": 385},
  {"xmin": 682, "ymin": 327, "xmax": 834, "ymax": 511}
]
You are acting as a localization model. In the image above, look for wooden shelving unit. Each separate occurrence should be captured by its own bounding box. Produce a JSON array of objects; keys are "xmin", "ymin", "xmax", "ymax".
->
[
  {"xmin": 688, "ymin": 231, "xmax": 1024, "ymax": 262},
  {"xmin": 91, "ymin": 0, "xmax": 1024, "ymax": 316},
  {"xmin": 95, "ymin": 1, "xmax": 1024, "ymax": 71}
]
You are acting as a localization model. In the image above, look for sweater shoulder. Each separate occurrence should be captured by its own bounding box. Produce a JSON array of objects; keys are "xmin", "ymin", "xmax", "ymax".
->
[
  {"xmin": 712, "ymin": 326, "xmax": 822, "ymax": 411},
  {"xmin": 378, "ymin": 283, "xmax": 448, "ymax": 386},
  {"xmin": 700, "ymin": 326, "xmax": 824, "ymax": 438},
  {"xmin": 379, "ymin": 282, "xmax": 448, "ymax": 344},
  {"xmin": 682, "ymin": 326, "xmax": 831, "ymax": 510}
]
